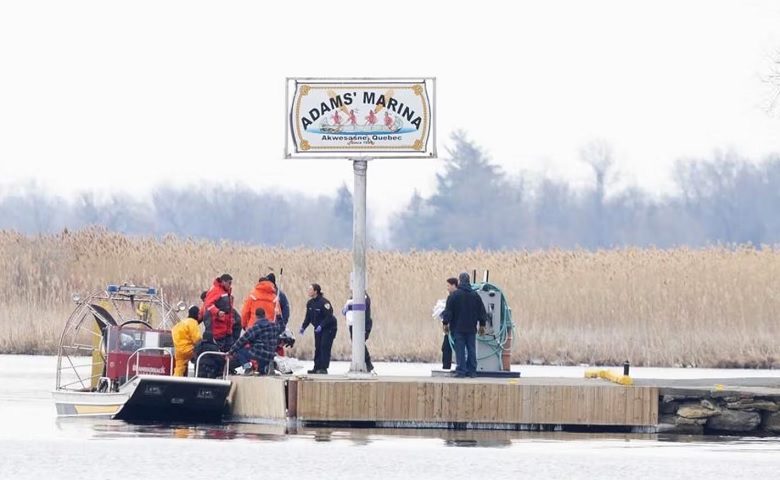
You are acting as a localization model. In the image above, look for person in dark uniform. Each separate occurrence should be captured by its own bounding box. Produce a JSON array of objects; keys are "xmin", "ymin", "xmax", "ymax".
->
[
  {"xmin": 442, "ymin": 272, "xmax": 488, "ymax": 378},
  {"xmin": 299, "ymin": 283, "xmax": 338, "ymax": 374}
]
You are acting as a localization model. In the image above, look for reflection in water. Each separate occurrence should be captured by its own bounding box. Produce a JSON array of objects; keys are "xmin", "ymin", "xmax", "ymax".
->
[
  {"xmin": 53, "ymin": 415, "xmax": 661, "ymax": 447},
  {"xmin": 292, "ymin": 426, "xmax": 657, "ymax": 448},
  {"xmin": 444, "ymin": 438, "xmax": 480, "ymax": 447},
  {"xmin": 55, "ymin": 417, "xmax": 291, "ymax": 441}
]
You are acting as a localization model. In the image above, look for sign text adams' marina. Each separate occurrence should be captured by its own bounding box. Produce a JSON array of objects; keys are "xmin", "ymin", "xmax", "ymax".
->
[{"xmin": 285, "ymin": 78, "xmax": 436, "ymax": 158}]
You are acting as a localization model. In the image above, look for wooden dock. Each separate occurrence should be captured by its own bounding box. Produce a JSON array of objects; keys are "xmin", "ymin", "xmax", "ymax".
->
[{"xmin": 228, "ymin": 374, "xmax": 659, "ymax": 431}]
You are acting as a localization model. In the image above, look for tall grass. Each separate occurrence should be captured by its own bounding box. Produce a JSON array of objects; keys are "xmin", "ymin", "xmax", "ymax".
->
[{"xmin": 2, "ymin": 227, "xmax": 780, "ymax": 368}]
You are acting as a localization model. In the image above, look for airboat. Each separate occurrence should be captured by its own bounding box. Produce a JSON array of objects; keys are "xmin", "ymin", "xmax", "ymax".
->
[{"xmin": 53, "ymin": 284, "xmax": 232, "ymax": 422}]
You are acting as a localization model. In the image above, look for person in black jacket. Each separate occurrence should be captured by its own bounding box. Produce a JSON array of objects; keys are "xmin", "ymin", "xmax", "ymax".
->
[
  {"xmin": 441, "ymin": 272, "xmax": 487, "ymax": 378},
  {"xmin": 343, "ymin": 291, "xmax": 374, "ymax": 373},
  {"xmin": 299, "ymin": 283, "xmax": 338, "ymax": 374},
  {"xmin": 266, "ymin": 272, "xmax": 291, "ymax": 328}
]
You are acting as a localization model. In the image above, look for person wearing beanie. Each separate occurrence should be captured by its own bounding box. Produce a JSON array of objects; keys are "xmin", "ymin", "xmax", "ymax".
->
[
  {"xmin": 240, "ymin": 276, "xmax": 277, "ymax": 331},
  {"xmin": 266, "ymin": 272, "xmax": 291, "ymax": 328},
  {"xmin": 172, "ymin": 305, "xmax": 204, "ymax": 376},
  {"xmin": 441, "ymin": 272, "xmax": 487, "ymax": 378}
]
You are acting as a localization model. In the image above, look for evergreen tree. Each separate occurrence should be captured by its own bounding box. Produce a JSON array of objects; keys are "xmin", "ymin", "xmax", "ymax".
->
[
  {"xmin": 391, "ymin": 130, "xmax": 521, "ymax": 250},
  {"xmin": 330, "ymin": 182, "xmax": 354, "ymax": 248}
]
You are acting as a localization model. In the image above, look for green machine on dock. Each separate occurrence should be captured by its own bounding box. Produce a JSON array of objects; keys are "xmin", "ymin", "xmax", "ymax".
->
[{"xmin": 471, "ymin": 270, "xmax": 518, "ymax": 377}]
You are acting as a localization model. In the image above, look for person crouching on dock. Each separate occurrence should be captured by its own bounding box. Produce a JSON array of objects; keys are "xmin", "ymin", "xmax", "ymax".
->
[{"xmin": 228, "ymin": 308, "xmax": 283, "ymax": 375}]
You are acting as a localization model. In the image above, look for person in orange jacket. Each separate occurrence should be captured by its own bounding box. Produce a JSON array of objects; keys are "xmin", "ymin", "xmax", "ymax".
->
[{"xmin": 240, "ymin": 276, "xmax": 277, "ymax": 330}]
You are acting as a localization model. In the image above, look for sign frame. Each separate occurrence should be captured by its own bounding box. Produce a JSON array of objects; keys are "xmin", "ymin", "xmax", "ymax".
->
[{"xmin": 285, "ymin": 77, "xmax": 437, "ymax": 159}]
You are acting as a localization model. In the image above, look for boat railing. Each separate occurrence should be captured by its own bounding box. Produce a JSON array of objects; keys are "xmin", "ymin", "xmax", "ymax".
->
[
  {"xmin": 96, "ymin": 376, "xmax": 114, "ymax": 393},
  {"xmin": 195, "ymin": 351, "xmax": 230, "ymax": 380},
  {"xmin": 125, "ymin": 347, "xmax": 174, "ymax": 383}
]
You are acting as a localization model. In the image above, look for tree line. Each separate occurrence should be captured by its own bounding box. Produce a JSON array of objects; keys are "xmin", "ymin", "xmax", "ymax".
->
[{"xmin": 2, "ymin": 131, "xmax": 779, "ymax": 251}]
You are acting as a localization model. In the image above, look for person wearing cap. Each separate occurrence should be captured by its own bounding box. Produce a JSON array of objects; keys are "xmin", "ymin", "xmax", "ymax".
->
[
  {"xmin": 299, "ymin": 283, "xmax": 338, "ymax": 374},
  {"xmin": 227, "ymin": 307, "xmax": 283, "ymax": 375},
  {"xmin": 172, "ymin": 305, "xmax": 203, "ymax": 376},
  {"xmin": 441, "ymin": 272, "xmax": 488, "ymax": 378}
]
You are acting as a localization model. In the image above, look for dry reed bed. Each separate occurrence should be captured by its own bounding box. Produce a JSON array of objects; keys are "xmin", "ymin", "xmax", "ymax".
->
[{"xmin": 2, "ymin": 227, "xmax": 780, "ymax": 368}]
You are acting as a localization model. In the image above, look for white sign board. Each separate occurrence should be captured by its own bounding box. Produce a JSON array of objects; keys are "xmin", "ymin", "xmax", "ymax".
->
[{"xmin": 285, "ymin": 77, "xmax": 436, "ymax": 159}]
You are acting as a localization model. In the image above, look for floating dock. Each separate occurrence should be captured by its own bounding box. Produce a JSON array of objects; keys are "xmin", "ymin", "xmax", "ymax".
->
[
  {"xmin": 226, "ymin": 371, "xmax": 780, "ymax": 435},
  {"xmin": 228, "ymin": 374, "xmax": 658, "ymax": 432}
]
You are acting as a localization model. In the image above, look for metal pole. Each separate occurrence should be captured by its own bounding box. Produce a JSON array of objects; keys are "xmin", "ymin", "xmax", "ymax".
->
[{"xmin": 350, "ymin": 158, "xmax": 368, "ymax": 373}]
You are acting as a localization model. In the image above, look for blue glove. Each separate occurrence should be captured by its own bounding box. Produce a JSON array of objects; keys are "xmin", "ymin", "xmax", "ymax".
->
[
  {"xmin": 298, "ymin": 327, "xmax": 305, "ymax": 335},
  {"xmin": 314, "ymin": 325, "xmax": 322, "ymax": 333}
]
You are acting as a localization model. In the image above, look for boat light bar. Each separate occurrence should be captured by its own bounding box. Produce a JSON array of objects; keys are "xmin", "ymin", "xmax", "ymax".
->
[{"xmin": 107, "ymin": 284, "xmax": 157, "ymax": 295}]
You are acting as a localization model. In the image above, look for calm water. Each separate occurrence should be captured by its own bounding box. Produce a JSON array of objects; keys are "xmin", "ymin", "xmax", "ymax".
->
[{"xmin": 2, "ymin": 355, "xmax": 780, "ymax": 480}]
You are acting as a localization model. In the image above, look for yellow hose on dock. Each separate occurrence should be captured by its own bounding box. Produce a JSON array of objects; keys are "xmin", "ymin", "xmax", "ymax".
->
[{"xmin": 584, "ymin": 368, "xmax": 633, "ymax": 385}]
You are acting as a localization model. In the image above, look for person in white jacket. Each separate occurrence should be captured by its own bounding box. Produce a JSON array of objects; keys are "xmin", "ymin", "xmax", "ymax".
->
[{"xmin": 433, "ymin": 277, "xmax": 458, "ymax": 370}]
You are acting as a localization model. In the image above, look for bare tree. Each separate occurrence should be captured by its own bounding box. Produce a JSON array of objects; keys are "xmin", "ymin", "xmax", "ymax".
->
[
  {"xmin": 579, "ymin": 139, "xmax": 619, "ymax": 248},
  {"xmin": 765, "ymin": 49, "xmax": 780, "ymax": 115},
  {"xmin": 579, "ymin": 139, "xmax": 618, "ymax": 200}
]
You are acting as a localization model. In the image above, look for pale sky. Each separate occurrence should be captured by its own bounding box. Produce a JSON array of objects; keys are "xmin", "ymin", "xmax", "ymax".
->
[{"xmin": 2, "ymin": 1, "xmax": 780, "ymax": 227}]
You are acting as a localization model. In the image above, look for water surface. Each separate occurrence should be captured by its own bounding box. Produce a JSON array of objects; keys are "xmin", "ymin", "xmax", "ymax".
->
[{"xmin": 2, "ymin": 355, "xmax": 779, "ymax": 480}]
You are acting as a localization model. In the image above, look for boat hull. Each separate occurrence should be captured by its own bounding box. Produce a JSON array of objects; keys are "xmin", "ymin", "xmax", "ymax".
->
[
  {"xmin": 53, "ymin": 390, "xmax": 128, "ymax": 418},
  {"xmin": 54, "ymin": 374, "xmax": 232, "ymax": 422}
]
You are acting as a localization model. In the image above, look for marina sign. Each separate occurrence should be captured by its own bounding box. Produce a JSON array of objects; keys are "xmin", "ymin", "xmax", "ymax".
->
[{"xmin": 285, "ymin": 77, "xmax": 436, "ymax": 158}]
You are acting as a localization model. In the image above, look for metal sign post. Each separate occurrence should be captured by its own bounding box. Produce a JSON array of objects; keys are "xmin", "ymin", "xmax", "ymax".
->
[
  {"xmin": 285, "ymin": 77, "xmax": 437, "ymax": 374},
  {"xmin": 350, "ymin": 158, "xmax": 368, "ymax": 372}
]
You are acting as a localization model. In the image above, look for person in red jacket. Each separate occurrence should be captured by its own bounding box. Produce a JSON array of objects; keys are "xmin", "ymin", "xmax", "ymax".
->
[
  {"xmin": 201, "ymin": 274, "xmax": 233, "ymax": 321},
  {"xmin": 201, "ymin": 274, "xmax": 240, "ymax": 353}
]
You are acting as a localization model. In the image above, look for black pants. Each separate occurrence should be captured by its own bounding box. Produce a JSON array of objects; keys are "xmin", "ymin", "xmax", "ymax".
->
[
  {"xmin": 349, "ymin": 326, "xmax": 373, "ymax": 371},
  {"xmin": 314, "ymin": 327, "xmax": 337, "ymax": 371},
  {"xmin": 441, "ymin": 334, "xmax": 453, "ymax": 370}
]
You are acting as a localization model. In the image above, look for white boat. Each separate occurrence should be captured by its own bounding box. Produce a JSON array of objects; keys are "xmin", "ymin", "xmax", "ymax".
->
[{"xmin": 53, "ymin": 284, "xmax": 232, "ymax": 422}]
